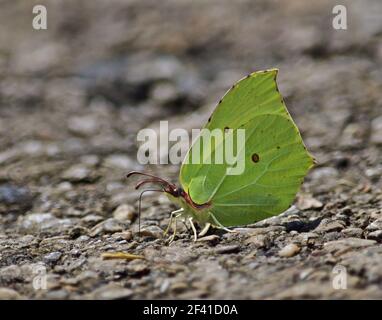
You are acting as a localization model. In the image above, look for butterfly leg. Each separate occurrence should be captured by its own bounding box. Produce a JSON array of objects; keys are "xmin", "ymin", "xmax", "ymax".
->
[
  {"xmin": 198, "ymin": 223, "xmax": 211, "ymax": 237},
  {"xmin": 167, "ymin": 219, "xmax": 177, "ymax": 244},
  {"xmin": 210, "ymin": 213, "xmax": 236, "ymax": 233},
  {"xmin": 167, "ymin": 211, "xmax": 185, "ymax": 244},
  {"xmin": 164, "ymin": 208, "xmax": 184, "ymax": 236},
  {"xmin": 167, "ymin": 213, "xmax": 186, "ymax": 244},
  {"xmin": 188, "ymin": 217, "xmax": 198, "ymax": 242}
]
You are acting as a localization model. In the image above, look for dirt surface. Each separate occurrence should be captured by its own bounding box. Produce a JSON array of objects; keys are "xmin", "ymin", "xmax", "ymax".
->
[{"xmin": 0, "ymin": 0, "xmax": 382, "ymax": 299}]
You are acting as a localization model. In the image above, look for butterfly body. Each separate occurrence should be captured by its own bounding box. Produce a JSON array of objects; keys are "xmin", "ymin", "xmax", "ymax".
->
[{"xmin": 166, "ymin": 190, "xmax": 212, "ymax": 226}]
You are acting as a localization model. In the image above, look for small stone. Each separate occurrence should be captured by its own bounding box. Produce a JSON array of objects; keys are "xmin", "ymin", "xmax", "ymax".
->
[
  {"xmin": 367, "ymin": 230, "xmax": 382, "ymax": 240},
  {"xmin": 315, "ymin": 219, "xmax": 345, "ymax": 233},
  {"xmin": 61, "ymin": 165, "xmax": 92, "ymax": 182},
  {"xmin": 215, "ymin": 245, "xmax": 240, "ymax": 254},
  {"xmin": 89, "ymin": 218, "xmax": 126, "ymax": 237},
  {"xmin": 244, "ymin": 234, "xmax": 271, "ymax": 249},
  {"xmin": 44, "ymin": 251, "xmax": 62, "ymax": 263},
  {"xmin": 159, "ymin": 279, "xmax": 171, "ymax": 293},
  {"xmin": 104, "ymin": 154, "xmax": 134, "ymax": 170},
  {"xmin": 0, "ymin": 184, "xmax": 33, "ymax": 205},
  {"xmin": 55, "ymin": 182, "xmax": 73, "ymax": 193},
  {"xmin": 76, "ymin": 235, "xmax": 90, "ymax": 242},
  {"xmin": 80, "ymin": 155, "xmax": 100, "ymax": 166},
  {"xmin": 170, "ymin": 282, "xmax": 188, "ymax": 293},
  {"xmin": 366, "ymin": 218, "xmax": 382, "ymax": 231},
  {"xmin": 126, "ymin": 55, "xmax": 183, "ymax": 84},
  {"xmin": 0, "ymin": 287, "xmax": 21, "ymax": 299},
  {"xmin": 324, "ymin": 238, "xmax": 376, "ymax": 253},
  {"xmin": 311, "ymin": 167, "xmax": 339, "ymax": 180},
  {"xmin": 113, "ymin": 204, "xmax": 135, "ymax": 222},
  {"xmin": 81, "ymin": 214, "xmax": 104, "ymax": 226},
  {"xmin": 68, "ymin": 115, "xmax": 99, "ymax": 137},
  {"xmin": 278, "ymin": 244, "xmax": 301, "ymax": 257},
  {"xmin": 126, "ymin": 261, "xmax": 150, "ymax": 276},
  {"xmin": 150, "ymin": 82, "xmax": 178, "ymax": 104},
  {"xmin": 297, "ymin": 195, "xmax": 323, "ymax": 210},
  {"xmin": 18, "ymin": 213, "xmax": 73, "ymax": 234},
  {"xmin": 295, "ymin": 232, "xmax": 319, "ymax": 246},
  {"xmin": 340, "ymin": 123, "xmax": 365, "ymax": 147},
  {"xmin": 92, "ymin": 284, "xmax": 133, "ymax": 300},
  {"xmin": 109, "ymin": 192, "xmax": 135, "ymax": 208},
  {"xmin": 112, "ymin": 231, "xmax": 133, "ymax": 241},
  {"xmin": 140, "ymin": 225, "xmax": 163, "ymax": 239},
  {"xmin": 342, "ymin": 227, "xmax": 363, "ymax": 238}
]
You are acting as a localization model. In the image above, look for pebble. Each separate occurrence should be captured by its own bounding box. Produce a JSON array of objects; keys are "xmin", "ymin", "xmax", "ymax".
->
[
  {"xmin": 80, "ymin": 155, "xmax": 100, "ymax": 166},
  {"xmin": 342, "ymin": 227, "xmax": 363, "ymax": 238},
  {"xmin": 278, "ymin": 244, "xmax": 301, "ymax": 257},
  {"xmin": 244, "ymin": 234, "xmax": 271, "ymax": 249},
  {"xmin": 324, "ymin": 238, "xmax": 376, "ymax": 252},
  {"xmin": 67, "ymin": 115, "xmax": 99, "ymax": 137},
  {"xmin": 61, "ymin": 165, "xmax": 92, "ymax": 182},
  {"xmin": 367, "ymin": 230, "xmax": 382, "ymax": 240},
  {"xmin": 215, "ymin": 245, "xmax": 240, "ymax": 254},
  {"xmin": 112, "ymin": 231, "xmax": 133, "ymax": 241},
  {"xmin": 91, "ymin": 284, "xmax": 133, "ymax": 300},
  {"xmin": 0, "ymin": 287, "xmax": 21, "ymax": 299},
  {"xmin": 89, "ymin": 218, "xmax": 127, "ymax": 237},
  {"xmin": 295, "ymin": 232, "xmax": 319, "ymax": 246},
  {"xmin": 81, "ymin": 214, "xmax": 104, "ymax": 226},
  {"xmin": 366, "ymin": 218, "xmax": 382, "ymax": 231},
  {"xmin": 113, "ymin": 204, "xmax": 135, "ymax": 222},
  {"xmin": 104, "ymin": 154, "xmax": 134, "ymax": 170},
  {"xmin": 159, "ymin": 279, "xmax": 171, "ymax": 293},
  {"xmin": 311, "ymin": 167, "xmax": 339, "ymax": 180},
  {"xmin": 126, "ymin": 55, "xmax": 184, "ymax": 84},
  {"xmin": 43, "ymin": 251, "xmax": 62, "ymax": 263},
  {"xmin": 297, "ymin": 195, "xmax": 323, "ymax": 210},
  {"xmin": 315, "ymin": 219, "xmax": 345, "ymax": 233},
  {"xmin": 150, "ymin": 82, "xmax": 178, "ymax": 104},
  {"xmin": 55, "ymin": 182, "xmax": 73, "ymax": 193},
  {"xmin": 126, "ymin": 261, "xmax": 150, "ymax": 276},
  {"xmin": 18, "ymin": 213, "xmax": 73, "ymax": 234},
  {"xmin": 0, "ymin": 185, "xmax": 33, "ymax": 205},
  {"xmin": 139, "ymin": 225, "xmax": 163, "ymax": 239}
]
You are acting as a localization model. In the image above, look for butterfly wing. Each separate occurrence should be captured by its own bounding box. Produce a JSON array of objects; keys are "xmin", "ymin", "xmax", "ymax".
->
[{"xmin": 179, "ymin": 69, "xmax": 314, "ymax": 226}]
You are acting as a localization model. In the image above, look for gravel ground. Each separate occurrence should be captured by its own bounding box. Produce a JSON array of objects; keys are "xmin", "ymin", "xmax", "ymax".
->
[{"xmin": 0, "ymin": 0, "xmax": 382, "ymax": 299}]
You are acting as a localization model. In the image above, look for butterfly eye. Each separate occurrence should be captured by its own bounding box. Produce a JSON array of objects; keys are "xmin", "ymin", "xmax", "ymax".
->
[
  {"xmin": 251, "ymin": 153, "xmax": 260, "ymax": 163},
  {"xmin": 224, "ymin": 126, "xmax": 230, "ymax": 132}
]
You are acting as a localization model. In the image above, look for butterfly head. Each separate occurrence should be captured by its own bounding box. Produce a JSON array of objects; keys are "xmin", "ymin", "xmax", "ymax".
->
[
  {"xmin": 126, "ymin": 171, "xmax": 210, "ymax": 210},
  {"xmin": 126, "ymin": 171, "xmax": 181, "ymax": 198}
]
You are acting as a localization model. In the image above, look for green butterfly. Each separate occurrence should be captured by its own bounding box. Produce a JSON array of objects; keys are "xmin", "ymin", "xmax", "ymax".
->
[{"xmin": 127, "ymin": 69, "xmax": 315, "ymax": 241}]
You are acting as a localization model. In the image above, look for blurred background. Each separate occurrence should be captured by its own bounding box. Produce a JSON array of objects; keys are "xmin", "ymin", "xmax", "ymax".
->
[{"xmin": 0, "ymin": 0, "xmax": 381, "ymax": 299}]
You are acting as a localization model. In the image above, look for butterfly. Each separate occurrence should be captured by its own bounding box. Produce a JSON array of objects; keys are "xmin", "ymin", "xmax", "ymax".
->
[{"xmin": 127, "ymin": 69, "xmax": 315, "ymax": 241}]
